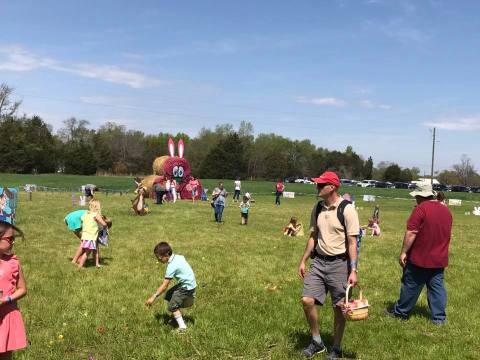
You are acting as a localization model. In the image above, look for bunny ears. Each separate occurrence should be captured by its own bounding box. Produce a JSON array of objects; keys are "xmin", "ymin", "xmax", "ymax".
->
[{"xmin": 168, "ymin": 138, "xmax": 184, "ymax": 158}]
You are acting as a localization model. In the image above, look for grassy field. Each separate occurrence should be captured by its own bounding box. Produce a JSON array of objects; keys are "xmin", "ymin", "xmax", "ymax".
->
[
  {"xmin": 1, "ymin": 173, "xmax": 480, "ymax": 201},
  {"xmin": 2, "ymin": 175, "xmax": 480, "ymax": 359}
]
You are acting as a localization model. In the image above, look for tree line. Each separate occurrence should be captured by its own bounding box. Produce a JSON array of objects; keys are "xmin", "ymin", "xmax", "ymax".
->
[{"xmin": 0, "ymin": 83, "xmax": 478, "ymax": 185}]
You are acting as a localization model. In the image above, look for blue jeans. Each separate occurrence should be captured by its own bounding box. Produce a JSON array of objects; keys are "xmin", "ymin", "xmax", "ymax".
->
[
  {"xmin": 393, "ymin": 262, "xmax": 447, "ymax": 323},
  {"xmin": 233, "ymin": 190, "xmax": 241, "ymax": 201},
  {"xmin": 155, "ymin": 191, "xmax": 165, "ymax": 204},
  {"xmin": 214, "ymin": 204, "xmax": 224, "ymax": 222},
  {"xmin": 275, "ymin": 191, "xmax": 282, "ymax": 205}
]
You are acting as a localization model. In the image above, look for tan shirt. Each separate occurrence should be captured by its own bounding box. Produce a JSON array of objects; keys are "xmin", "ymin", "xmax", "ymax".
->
[{"xmin": 309, "ymin": 197, "xmax": 360, "ymax": 256}]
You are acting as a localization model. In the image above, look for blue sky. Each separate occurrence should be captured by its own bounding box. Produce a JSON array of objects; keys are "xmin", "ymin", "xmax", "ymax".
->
[{"xmin": 0, "ymin": 0, "xmax": 478, "ymax": 173}]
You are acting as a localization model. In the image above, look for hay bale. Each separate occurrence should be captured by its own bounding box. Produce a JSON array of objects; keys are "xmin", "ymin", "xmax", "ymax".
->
[
  {"xmin": 152, "ymin": 156, "xmax": 169, "ymax": 175},
  {"xmin": 140, "ymin": 175, "xmax": 158, "ymax": 198}
]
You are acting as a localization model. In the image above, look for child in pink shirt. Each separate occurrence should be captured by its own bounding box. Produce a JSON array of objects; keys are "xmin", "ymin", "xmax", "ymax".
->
[{"xmin": 0, "ymin": 219, "xmax": 27, "ymax": 358}]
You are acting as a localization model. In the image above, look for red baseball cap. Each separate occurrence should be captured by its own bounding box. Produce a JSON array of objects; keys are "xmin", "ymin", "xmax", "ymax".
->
[{"xmin": 311, "ymin": 171, "xmax": 341, "ymax": 187}]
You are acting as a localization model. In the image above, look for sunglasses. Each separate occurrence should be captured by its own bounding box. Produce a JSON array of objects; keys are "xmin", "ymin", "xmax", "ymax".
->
[
  {"xmin": 0, "ymin": 235, "xmax": 15, "ymax": 244},
  {"xmin": 316, "ymin": 183, "xmax": 332, "ymax": 189}
]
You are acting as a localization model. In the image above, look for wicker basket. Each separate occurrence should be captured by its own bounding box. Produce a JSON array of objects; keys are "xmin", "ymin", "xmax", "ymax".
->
[{"xmin": 341, "ymin": 284, "xmax": 369, "ymax": 321}]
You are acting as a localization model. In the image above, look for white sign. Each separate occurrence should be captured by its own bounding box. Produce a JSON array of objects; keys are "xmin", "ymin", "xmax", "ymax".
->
[
  {"xmin": 24, "ymin": 184, "xmax": 37, "ymax": 192},
  {"xmin": 283, "ymin": 191, "xmax": 295, "ymax": 198},
  {"xmin": 363, "ymin": 195, "xmax": 376, "ymax": 202},
  {"xmin": 448, "ymin": 199, "xmax": 462, "ymax": 206}
]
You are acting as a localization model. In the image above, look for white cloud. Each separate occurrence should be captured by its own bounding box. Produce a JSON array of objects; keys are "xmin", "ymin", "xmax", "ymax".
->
[
  {"xmin": 363, "ymin": 18, "xmax": 430, "ymax": 45},
  {"xmin": 0, "ymin": 45, "xmax": 56, "ymax": 71},
  {"xmin": 296, "ymin": 97, "xmax": 346, "ymax": 107},
  {"xmin": 79, "ymin": 96, "xmax": 119, "ymax": 105},
  {"xmin": 154, "ymin": 35, "xmax": 303, "ymax": 59},
  {"xmin": 121, "ymin": 52, "xmax": 145, "ymax": 60},
  {"xmin": 364, "ymin": 0, "xmax": 416, "ymax": 14},
  {"xmin": 425, "ymin": 116, "xmax": 480, "ymax": 131},
  {"xmin": 359, "ymin": 100, "xmax": 375, "ymax": 109},
  {"xmin": 349, "ymin": 85, "xmax": 373, "ymax": 95},
  {"xmin": 0, "ymin": 44, "xmax": 162, "ymax": 89},
  {"xmin": 63, "ymin": 64, "xmax": 163, "ymax": 89},
  {"xmin": 382, "ymin": 19, "xmax": 430, "ymax": 44},
  {"xmin": 379, "ymin": 104, "xmax": 392, "ymax": 110},
  {"xmin": 359, "ymin": 100, "xmax": 392, "ymax": 110}
]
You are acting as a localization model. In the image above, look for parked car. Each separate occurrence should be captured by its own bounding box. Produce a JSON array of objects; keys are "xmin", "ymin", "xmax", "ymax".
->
[
  {"xmin": 340, "ymin": 179, "xmax": 355, "ymax": 186},
  {"xmin": 432, "ymin": 183, "xmax": 448, "ymax": 192},
  {"xmin": 294, "ymin": 177, "xmax": 313, "ymax": 184},
  {"xmin": 450, "ymin": 185, "xmax": 470, "ymax": 193},
  {"xmin": 393, "ymin": 182, "xmax": 410, "ymax": 189},
  {"xmin": 357, "ymin": 180, "xmax": 377, "ymax": 188},
  {"xmin": 374, "ymin": 181, "xmax": 389, "ymax": 188},
  {"xmin": 470, "ymin": 186, "xmax": 480, "ymax": 193}
]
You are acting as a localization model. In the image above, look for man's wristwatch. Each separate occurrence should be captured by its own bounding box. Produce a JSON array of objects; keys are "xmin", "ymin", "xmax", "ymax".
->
[{"xmin": 351, "ymin": 268, "xmax": 358, "ymax": 273}]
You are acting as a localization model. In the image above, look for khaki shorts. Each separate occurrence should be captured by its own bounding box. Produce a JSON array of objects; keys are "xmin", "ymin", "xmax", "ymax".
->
[
  {"xmin": 165, "ymin": 284, "xmax": 195, "ymax": 312},
  {"xmin": 302, "ymin": 256, "xmax": 348, "ymax": 307}
]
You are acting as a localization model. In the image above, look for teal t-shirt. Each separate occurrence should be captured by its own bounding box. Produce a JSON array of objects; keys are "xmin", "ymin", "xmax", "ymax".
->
[
  {"xmin": 64, "ymin": 210, "xmax": 88, "ymax": 231},
  {"xmin": 165, "ymin": 254, "xmax": 197, "ymax": 290}
]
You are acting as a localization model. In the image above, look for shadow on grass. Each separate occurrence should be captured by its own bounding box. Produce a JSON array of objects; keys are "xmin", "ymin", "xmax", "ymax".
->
[
  {"xmin": 154, "ymin": 313, "xmax": 195, "ymax": 328},
  {"xmin": 384, "ymin": 300, "xmax": 432, "ymax": 321},
  {"xmin": 289, "ymin": 329, "xmax": 357, "ymax": 359},
  {"xmin": 68, "ymin": 257, "xmax": 113, "ymax": 268}
]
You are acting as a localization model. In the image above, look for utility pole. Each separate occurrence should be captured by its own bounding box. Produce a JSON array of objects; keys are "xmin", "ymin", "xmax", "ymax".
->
[{"xmin": 430, "ymin": 127, "xmax": 436, "ymax": 185}]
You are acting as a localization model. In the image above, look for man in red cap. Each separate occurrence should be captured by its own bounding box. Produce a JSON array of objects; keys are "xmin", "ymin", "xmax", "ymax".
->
[{"xmin": 298, "ymin": 171, "xmax": 359, "ymax": 359}]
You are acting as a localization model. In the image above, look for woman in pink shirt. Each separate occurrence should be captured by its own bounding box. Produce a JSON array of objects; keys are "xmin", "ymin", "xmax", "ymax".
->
[{"xmin": 275, "ymin": 179, "xmax": 284, "ymax": 205}]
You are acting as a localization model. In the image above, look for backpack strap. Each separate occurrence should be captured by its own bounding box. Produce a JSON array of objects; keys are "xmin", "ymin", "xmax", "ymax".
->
[
  {"xmin": 311, "ymin": 200, "xmax": 324, "ymax": 258},
  {"xmin": 336, "ymin": 199, "xmax": 350, "ymax": 229},
  {"xmin": 337, "ymin": 199, "xmax": 352, "ymax": 254}
]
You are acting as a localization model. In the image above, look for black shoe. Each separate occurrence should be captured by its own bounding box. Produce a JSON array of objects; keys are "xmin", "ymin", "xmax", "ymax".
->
[
  {"xmin": 384, "ymin": 307, "xmax": 407, "ymax": 321},
  {"xmin": 303, "ymin": 340, "xmax": 326, "ymax": 358},
  {"xmin": 326, "ymin": 348, "xmax": 342, "ymax": 360}
]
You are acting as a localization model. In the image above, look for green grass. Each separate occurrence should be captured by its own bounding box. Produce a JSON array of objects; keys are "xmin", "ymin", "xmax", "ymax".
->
[
  {"xmin": 3, "ymin": 176, "xmax": 480, "ymax": 359},
  {"xmin": 1, "ymin": 173, "xmax": 480, "ymax": 201}
]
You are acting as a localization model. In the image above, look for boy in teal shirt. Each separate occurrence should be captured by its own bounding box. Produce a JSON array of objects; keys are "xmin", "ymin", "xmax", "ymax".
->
[{"xmin": 145, "ymin": 242, "xmax": 196, "ymax": 332}]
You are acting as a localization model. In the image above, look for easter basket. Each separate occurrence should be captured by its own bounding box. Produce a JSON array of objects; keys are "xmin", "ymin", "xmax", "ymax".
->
[{"xmin": 341, "ymin": 284, "xmax": 369, "ymax": 321}]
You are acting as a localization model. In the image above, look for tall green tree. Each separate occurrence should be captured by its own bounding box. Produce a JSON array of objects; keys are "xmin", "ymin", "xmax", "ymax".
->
[
  {"xmin": 363, "ymin": 156, "xmax": 374, "ymax": 179},
  {"xmin": 0, "ymin": 117, "xmax": 27, "ymax": 172},
  {"xmin": 63, "ymin": 141, "xmax": 97, "ymax": 175},
  {"xmin": 200, "ymin": 133, "xmax": 246, "ymax": 179},
  {"xmin": 0, "ymin": 83, "xmax": 21, "ymax": 118},
  {"xmin": 453, "ymin": 155, "xmax": 476, "ymax": 186},
  {"xmin": 23, "ymin": 115, "xmax": 57, "ymax": 173},
  {"xmin": 383, "ymin": 164, "xmax": 402, "ymax": 182}
]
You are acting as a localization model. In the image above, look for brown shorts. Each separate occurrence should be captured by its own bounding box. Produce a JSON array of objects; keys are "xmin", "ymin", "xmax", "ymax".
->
[{"xmin": 302, "ymin": 256, "xmax": 348, "ymax": 307}]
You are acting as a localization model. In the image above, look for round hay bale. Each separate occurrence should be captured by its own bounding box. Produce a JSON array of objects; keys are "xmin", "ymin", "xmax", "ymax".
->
[
  {"xmin": 152, "ymin": 156, "xmax": 169, "ymax": 175},
  {"xmin": 140, "ymin": 175, "xmax": 158, "ymax": 198}
]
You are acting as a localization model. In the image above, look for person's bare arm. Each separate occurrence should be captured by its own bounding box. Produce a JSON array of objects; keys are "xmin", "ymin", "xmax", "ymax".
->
[
  {"xmin": 1, "ymin": 267, "xmax": 27, "ymax": 305},
  {"xmin": 347, "ymin": 235, "xmax": 358, "ymax": 286},
  {"xmin": 145, "ymin": 278, "xmax": 171, "ymax": 306},
  {"xmin": 95, "ymin": 214, "xmax": 108, "ymax": 227},
  {"xmin": 399, "ymin": 230, "xmax": 417, "ymax": 267},
  {"xmin": 298, "ymin": 232, "xmax": 316, "ymax": 279}
]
